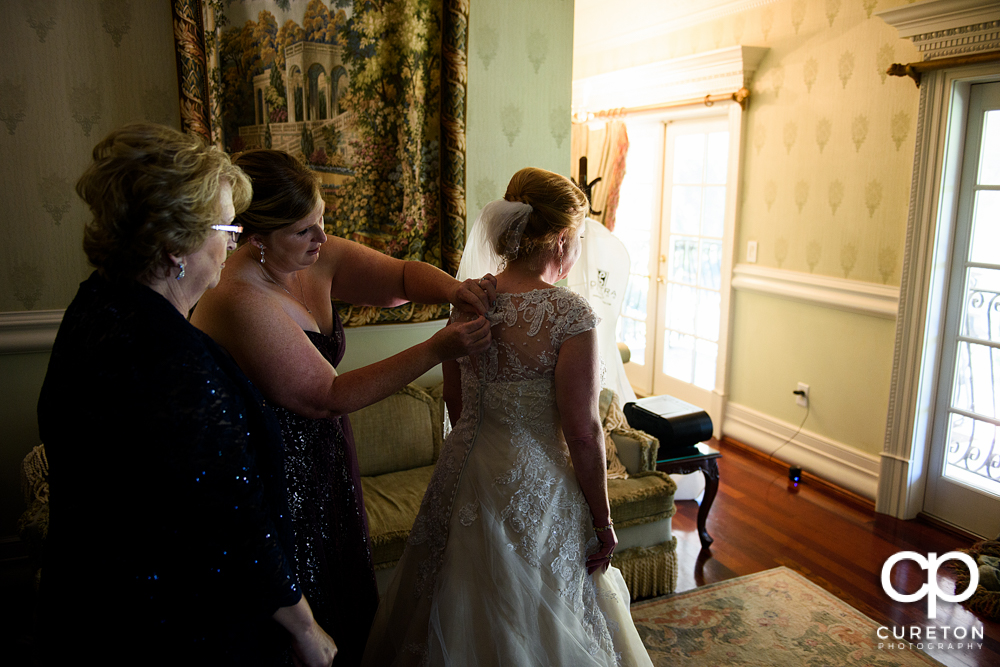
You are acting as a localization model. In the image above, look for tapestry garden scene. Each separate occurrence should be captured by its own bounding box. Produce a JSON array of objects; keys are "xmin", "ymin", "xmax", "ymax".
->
[{"xmin": 176, "ymin": 0, "xmax": 467, "ymax": 324}]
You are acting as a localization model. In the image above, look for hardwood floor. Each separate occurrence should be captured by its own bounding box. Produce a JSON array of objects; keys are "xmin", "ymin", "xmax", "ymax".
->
[{"xmin": 667, "ymin": 438, "xmax": 999, "ymax": 667}]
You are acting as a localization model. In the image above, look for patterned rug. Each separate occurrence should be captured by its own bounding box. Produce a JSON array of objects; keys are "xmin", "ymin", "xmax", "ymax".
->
[{"xmin": 631, "ymin": 567, "xmax": 943, "ymax": 666}]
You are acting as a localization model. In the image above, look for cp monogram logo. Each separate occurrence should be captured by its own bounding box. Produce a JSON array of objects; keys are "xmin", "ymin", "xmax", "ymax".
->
[{"xmin": 881, "ymin": 551, "xmax": 980, "ymax": 619}]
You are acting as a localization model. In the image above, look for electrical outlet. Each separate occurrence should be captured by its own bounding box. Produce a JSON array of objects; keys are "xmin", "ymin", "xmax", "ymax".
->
[
  {"xmin": 747, "ymin": 240, "xmax": 758, "ymax": 263},
  {"xmin": 796, "ymin": 382, "xmax": 809, "ymax": 408}
]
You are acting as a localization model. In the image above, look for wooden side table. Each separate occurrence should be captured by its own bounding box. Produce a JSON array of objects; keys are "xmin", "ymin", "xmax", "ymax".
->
[{"xmin": 656, "ymin": 443, "xmax": 721, "ymax": 549}]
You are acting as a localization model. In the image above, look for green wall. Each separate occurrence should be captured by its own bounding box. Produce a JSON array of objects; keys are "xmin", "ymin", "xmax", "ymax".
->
[
  {"xmin": 728, "ymin": 291, "xmax": 896, "ymax": 455},
  {"xmin": 466, "ymin": 0, "xmax": 575, "ymax": 213}
]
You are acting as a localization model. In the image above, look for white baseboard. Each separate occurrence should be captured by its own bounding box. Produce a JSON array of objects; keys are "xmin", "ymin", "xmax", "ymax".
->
[{"xmin": 722, "ymin": 402, "xmax": 881, "ymax": 500}]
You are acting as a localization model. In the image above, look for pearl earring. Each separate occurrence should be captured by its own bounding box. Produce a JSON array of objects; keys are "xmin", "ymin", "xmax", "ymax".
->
[{"xmin": 259, "ymin": 244, "xmax": 266, "ymax": 265}]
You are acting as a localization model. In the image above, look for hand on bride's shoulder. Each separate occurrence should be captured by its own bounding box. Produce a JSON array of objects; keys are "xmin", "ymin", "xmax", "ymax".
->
[{"xmin": 451, "ymin": 273, "xmax": 498, "ymax": 316}]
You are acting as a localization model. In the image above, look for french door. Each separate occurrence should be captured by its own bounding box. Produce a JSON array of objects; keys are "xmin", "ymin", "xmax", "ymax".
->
[
  {"xmin": 616, "ymin": 113, "xmax": 739, "ymax": 435},
  {"xmin": 923, "ymin": 81, "xmax": 1000, "ymax": 538}
]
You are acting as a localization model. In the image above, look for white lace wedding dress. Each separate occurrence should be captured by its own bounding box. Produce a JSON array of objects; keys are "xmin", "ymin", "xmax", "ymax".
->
[{"xmin": 362, "ymin": 287, "xmax": 652, "ymax": 667}]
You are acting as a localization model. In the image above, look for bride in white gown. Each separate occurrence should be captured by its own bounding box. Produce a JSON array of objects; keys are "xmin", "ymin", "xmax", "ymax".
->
[{"xmin": 362, "ymin": 168, "xmax": 652, "ymax": 667}]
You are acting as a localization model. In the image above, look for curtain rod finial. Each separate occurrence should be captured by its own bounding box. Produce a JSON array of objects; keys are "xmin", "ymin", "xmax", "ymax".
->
[
  {"xmin": 734, "ymin": 87, "xmax": 750, "ymax": 109},
  {"xmin": 887, "ymin": 62, "xmax": 922, "ymax": 87}
]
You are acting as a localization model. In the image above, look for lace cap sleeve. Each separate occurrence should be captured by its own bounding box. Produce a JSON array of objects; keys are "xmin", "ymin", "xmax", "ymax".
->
[{"xmin": 550, "ymin": 287, "xmax": 599, "ymax": 349}]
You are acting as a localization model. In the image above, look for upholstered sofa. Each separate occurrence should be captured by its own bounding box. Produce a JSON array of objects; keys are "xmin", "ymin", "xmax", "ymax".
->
[{"xmin": 351, "ymin": 382, "xmax": 678, "ymax": 599}]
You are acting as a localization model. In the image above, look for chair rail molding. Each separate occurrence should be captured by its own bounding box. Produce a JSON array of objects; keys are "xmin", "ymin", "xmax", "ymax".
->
[
  {"xmin": 722, "ymin": 402, "xmax": 881, "ymax": 501},
  {"xmin": 572, "ymin": 45, "xmax": 768, "ymax": 117},
  {"xmin": 731, "ymin": 264, "xmax": 900, "ymax": 319},
  {"xmin": 0, "ymin": 310, "xmax": 63, "ymax": 355},
  {"xmin": 877, "ymin": 0, "xmax": 1000, "ymax": 60},
  {"xmin": 877, "ymin": 1, "xmax": 1000, "ymax": 519}
]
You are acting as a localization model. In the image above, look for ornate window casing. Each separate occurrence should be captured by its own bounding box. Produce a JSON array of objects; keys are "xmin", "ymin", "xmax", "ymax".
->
[
  {"xmin": 876, "ymin": 0, "xmax": 1000, "ymax": 519},
  {"xmin": 880, "ymin": 0, "xmax": 999, "ymax": 60}
]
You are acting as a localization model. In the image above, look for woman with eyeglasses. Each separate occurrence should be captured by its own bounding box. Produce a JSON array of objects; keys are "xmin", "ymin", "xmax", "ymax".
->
[
  {"xmin": 36, "ymin": 124, "xmax": 336, "ymax": 666},
  {"xmin": 190, "ymin": 148, "xmax": 496, "ymax": 665}
]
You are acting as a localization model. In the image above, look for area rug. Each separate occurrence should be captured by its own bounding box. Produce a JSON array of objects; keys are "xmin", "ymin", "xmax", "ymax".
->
[{"xmin": 630, "ymin": 567, "xmax": 942, "ymax": 666}]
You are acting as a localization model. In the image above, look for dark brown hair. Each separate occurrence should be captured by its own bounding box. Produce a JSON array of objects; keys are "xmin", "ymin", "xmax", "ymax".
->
[{"xmin": 232, "ymin": 149, "xmax": 322, "ymax": 239}]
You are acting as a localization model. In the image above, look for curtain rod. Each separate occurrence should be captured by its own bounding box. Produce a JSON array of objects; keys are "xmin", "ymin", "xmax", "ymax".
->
[
  {"xmin": 888, "ymin": 50, "xmax": 1000, "ymax": 87},
  {"xmin": 575, "ymin": 87, "xmax": 750, "ymax": 123}
]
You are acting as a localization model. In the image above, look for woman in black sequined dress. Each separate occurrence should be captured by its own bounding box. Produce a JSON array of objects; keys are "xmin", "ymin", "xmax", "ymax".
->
[
  {"xmin": 191, "ymin": 149, "xmax": 495, "ymax": 665},
  {"xmin": 37, "ymin": 124, "xmax": 336, "ymax": 666}
]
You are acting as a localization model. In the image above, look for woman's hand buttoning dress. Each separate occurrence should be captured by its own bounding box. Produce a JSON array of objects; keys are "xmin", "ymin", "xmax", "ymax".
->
[
  {"xmin": 362, "ymin": 168, "xmax": 653, "ymax": 667},
  {"xmin": 37, "ymin": 124, "xmax": 336, "ymax": 667},
  {"xmin": 190, "ymin": 149, "xmax": 495, "ymax": 665}
]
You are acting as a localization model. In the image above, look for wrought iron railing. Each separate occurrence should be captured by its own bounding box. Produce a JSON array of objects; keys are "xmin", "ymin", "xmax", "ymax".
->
[{"xmin": 948, "ymin": 287, "xmax": 1000, "ymax": 486}]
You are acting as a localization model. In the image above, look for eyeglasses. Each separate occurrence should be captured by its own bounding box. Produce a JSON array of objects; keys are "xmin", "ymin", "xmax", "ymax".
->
[{"xmin": 211, "ymin": 224, "xmax": 243, "ymax": 243}]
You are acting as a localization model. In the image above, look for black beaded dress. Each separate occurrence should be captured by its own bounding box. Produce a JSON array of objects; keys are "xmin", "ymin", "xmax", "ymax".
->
[
  {"xmin": 37, "ymin": 272, "xmax": 300, "ymax": 666},
  {"xmin": 268, "ymin": 310, "xmax": 379, "ymax": 666}
]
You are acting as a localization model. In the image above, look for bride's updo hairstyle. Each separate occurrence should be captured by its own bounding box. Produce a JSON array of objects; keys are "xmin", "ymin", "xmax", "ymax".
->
[
  {"xmin": 232, "ymin": 149, "xmax": 322, "ymax": 240},
  {"xmin": 498, "ymin": 167, "xmax": 588, "ymax": 267}
]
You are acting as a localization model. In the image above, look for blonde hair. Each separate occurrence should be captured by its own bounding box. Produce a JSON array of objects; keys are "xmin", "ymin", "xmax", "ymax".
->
[
  {"xmin": 78, "ymin": 123, "xmax": 251, "ymax": 283},
  {"xmin": 497, "ymin": 167, "xmax": 588, "ymax": 266}
]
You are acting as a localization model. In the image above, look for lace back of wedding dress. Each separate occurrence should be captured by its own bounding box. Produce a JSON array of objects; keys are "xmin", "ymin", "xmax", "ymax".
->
[
  {"xmin": 460, "ymin": 287, "xmax": 597, "ymax": 387},
  {"xmin": 363, "ymin": 287, "xmax": 653, "ymax": 667}
]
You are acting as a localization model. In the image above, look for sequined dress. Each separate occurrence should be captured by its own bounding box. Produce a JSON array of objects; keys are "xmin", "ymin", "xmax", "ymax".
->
[
  {"xmin": 37, "ymin": 272, "xmax": 300, "ymax": 665},
  {"xmin": 268, "ymin": 312, "xmax": 379, "ymax": 666},
  {"xmin": 362, "ymin": 287, "xmax": 652, "ymax": 667}
]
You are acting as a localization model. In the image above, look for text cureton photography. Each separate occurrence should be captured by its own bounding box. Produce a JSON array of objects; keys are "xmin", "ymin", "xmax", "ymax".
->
[{"xmin": 879, "ymin": 551, "xmax": 985, "ymax": 652}]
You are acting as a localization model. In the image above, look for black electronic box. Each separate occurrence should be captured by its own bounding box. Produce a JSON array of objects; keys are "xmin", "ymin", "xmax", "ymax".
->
[{"xmin": 623, "ymin": 395, "xmax": 713, "ymax": 453}]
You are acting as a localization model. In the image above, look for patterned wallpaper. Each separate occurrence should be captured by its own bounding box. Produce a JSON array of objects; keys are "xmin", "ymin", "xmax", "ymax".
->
[
  {"xmin": 737, "ymin": 0, "xmax": 920, "ymax": 285},
  {"xmin": 0, "ymin": 0, "xmax": 180, "ymax": 312},
  {"xmin": 575, "ymin": 0, "xmax": 921, "ymax": 286},
  {"xmin": 466, "ymin": 0, "xmax": 573, "ymax": 227}
]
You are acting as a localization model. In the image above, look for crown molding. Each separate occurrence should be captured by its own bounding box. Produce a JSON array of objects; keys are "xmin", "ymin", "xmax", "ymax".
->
[
  {"xmin": 572, "ymin": 45, "xmax": 768, "ymax": 116},
  {"xmin": 877, "ymin": 0, "xmax": 1000, "ymax": 59}
]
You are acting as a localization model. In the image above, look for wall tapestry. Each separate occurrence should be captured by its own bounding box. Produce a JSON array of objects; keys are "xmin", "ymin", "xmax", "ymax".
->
[{"xmin": 172, "ymin": 0, "xmax": 469, "ymax": 325}]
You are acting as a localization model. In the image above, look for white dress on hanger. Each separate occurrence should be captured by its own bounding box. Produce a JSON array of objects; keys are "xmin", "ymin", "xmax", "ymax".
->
[
  {"xmin": 362, "ymin": 286, "xmax": 652, "ymax": 667},
  {"xmin": 566, "ymin": 216, "xmax": 636, "ymax": 404}
]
